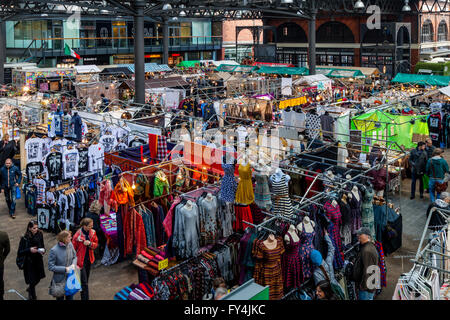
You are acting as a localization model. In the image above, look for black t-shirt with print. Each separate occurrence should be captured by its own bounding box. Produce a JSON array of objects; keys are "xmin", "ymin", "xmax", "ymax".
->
[
  {"xmin": 45, "ymin": 152, "xmax": 63, "ymax": 181},
  {"xmin": 26, "ymin": 162, "xmax": 44, "ymax": 181},
  {"xmin": 78, "ymin": 147, "xmax": 89, "ymax": 173}
]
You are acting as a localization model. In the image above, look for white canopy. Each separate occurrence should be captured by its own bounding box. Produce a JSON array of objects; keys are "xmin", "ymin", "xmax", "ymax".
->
[
  {"xmin": 439, "ymin": 85, "xmax": 450, "ymax": 97},
  {"xmin": 293, "ymin": 74, "xmax": 334, "ymax": 86},
  {"xmin": 74, "ymin": 65, "xmax": 101, "ymax": 74},
  {"xmin": 211, "ymin": 60, "xmax": 239, "ymax": 67}
]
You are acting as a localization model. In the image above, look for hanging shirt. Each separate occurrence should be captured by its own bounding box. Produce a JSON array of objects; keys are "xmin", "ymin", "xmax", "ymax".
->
[
  {"xmin": 62, "ymin": 149, "xmax": 80, "ymax": 179},
  {"xmin": 99, "ymin": 135, "xmax": 117, "ymax": 153},
  {"xmin": 25, "ymin": 137, "xmax": 44, "ymax": 163},
  {"xmin": 45, "ymin": 152, "xmax": 63, "ymax": 181},
  {"xmin": 26, "ymin": 161, "xmax": 44, "ymax": 181},
  {"xmin": 48, "ymin": 113, "xmax": 56, "ymax": 138},
  {"xmin": 78, "ymin": 147, "xmax": 89, "ymax": 174},
  {"xmin": 129, "ymin": 138, "xmax": 146, "ymax": 148},
  {"xmin": 115, "ymin": 143, "xmax": 128, "ymax": 151},
  {"xmin": 62, "ymin": 114, "xmax": 71, "ymax": 138},
  {"xmin": 81, "ymin": 122, "xmax": 88, "ymax": 138},
  {"xmin": 33, "ymin": 178, "xmax": 46, "ymax": 204},
  {"xmin": 41, "ymin": 137, "xmax": 52, "ymax": 158},
  {"xmin": 54, "ymin": 111, "xmax": 63, "ymax": 137},
  {"xmin": 88, "ymin": 143, "xmax": 104, "ymax": 173},
  {"xmin": 50, "ymin": 138, "xmax": 69, "ymax": 153}
]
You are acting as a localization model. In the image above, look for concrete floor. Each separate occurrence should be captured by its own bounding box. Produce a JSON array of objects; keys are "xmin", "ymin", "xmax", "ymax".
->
[{"xmin": 0, "ymin": 156, "xmax": 442, "ymax": 300}]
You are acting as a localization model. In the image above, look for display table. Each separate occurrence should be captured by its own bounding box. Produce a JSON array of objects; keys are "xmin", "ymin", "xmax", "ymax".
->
[{"xmin": 100, "ymin": 212, "xmax": 118, "ymax": 248}]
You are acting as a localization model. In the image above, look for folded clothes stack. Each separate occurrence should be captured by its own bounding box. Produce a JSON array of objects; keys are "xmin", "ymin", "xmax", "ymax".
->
[
  {"xmin": 132, "ymin": 246, "xmax": 167, "ymax": 276},
  {"xmin": 114, "ymin": 283, "xmax": 155, "ymax": 300}
]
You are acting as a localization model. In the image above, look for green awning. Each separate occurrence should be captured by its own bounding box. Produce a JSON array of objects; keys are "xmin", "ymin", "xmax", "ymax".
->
[
  {"xmin": 316, "ymin": 68, "xmax": 365, "ymax": 78},
  {"xmin": 215, "ymin": 64, "xmax": 258, "ymax": 73},
  {"xmin": 256, "ymin": 66, "xmax": 309, "ymax": 75},
  {"xmin": 391, "ymin": 73, "xmax": 450, "ymax": 86},
  {"xmin": 177, "ymin": 60, "xmax": 201, "ymax": 68}
]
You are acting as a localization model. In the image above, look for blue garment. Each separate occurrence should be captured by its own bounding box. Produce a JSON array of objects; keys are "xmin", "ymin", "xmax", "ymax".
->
[
  {"xmin": 70, "ymin": 113, "xmax": 83, "ymax": 141},
  {"xmin": 358, "ymin": 290, "xmax": 375, "ymax": 300},
  {"xmin": 429, "ymin": 179, "xmax": 444, "ymax": 203},
  {"xmin": 0, "ymin": 165, "xmax": 22, "ymax": 189},
  {"xmin": 54, "ymin": 111, "xmax": 63, "ymax": 137},
  {"xmin": 219, "ymin": 163, "xmax": 237, "ymax": 203},
  {"xmin": 142, "ymin": 208, "xmax": 156, "ymax": 248},
  {"xmin": 373, "ymin": 205, "xmax": 388, "ymax": 243}
]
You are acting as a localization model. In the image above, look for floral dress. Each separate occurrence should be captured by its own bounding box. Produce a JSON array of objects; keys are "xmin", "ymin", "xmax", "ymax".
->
[
  {"xmin": 298, "ymin": 223, "xmax": 315, "ymax": 281},
  {"xmin": 220, "ymin": 163, "xmax": 237, "ymax": 203}
]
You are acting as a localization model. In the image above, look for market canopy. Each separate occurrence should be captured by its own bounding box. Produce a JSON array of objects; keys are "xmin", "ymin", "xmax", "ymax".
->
[
  {"xmin": 391, "ymin": 73, "xmax": 450, "ymax": 86},
  {"xmin": 256, "ymin": 66, "xmax": 309, "ymax": 75},
  {"xmin": 351, "ymin": 109, "xmax": 429, "ymax": 151},
  {"xmin": 74, "ymin": 65, "xmax": 101, "ymax": 74},
  {"xmin": 119, "ymin": 77, "xmax": 189, "ymax": 90},
  {"xmin": 316, "ymin": 68, "xmax": 365, "ymax": 78},
  {"xmin": 119, "ymin": 63, "xmax": 171, "ymax": 73},
  {"xmin": 99, "ymin": 67, "xmax": 133, "ymax": 76},
  {"xmin": 439, "ymin": 85, "xmax": 450, "ymax": 96},
  {"xmin": 317, "ymin": 65, "xmax": 379, "ymax": 77},
  {"xmin": 177, "ymin": 60, "xmax": 201, "ymax": 68},
  {"xmin": 216, "ymin": 64, "xmax": 258, "ymax": 73},
  {"xmin": 293, "ymin": 74, "xmax": 334, "ymax": 86},
  {"xmin": 210, "ymin": 60, "xmax": 239, "ymax": 67}
]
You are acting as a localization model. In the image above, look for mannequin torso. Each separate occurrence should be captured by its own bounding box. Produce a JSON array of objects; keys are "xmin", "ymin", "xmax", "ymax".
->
[
  {"xmin": 263, "ymin": 234, "xmax": 278, "ymax": 250},
  {"xmin": 284, "ymin": 224, "xmax": 300, "ymax": 244}
]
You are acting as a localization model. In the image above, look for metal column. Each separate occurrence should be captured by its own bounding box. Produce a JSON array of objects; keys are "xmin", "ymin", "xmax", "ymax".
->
[
  {"xmin": 134, "ymin": 0, "xmax": 146, "ymax": 104},
  {"xmin": 308, "ymin": 10, "xmax": 317, "ymax": 75},
  {"xmin": 163, "ymin": 18, "xmax": 169, "ymax": 65},
  {"xmin": 0, "ymin": 19, "xmax": 6, "ymax": 85}
]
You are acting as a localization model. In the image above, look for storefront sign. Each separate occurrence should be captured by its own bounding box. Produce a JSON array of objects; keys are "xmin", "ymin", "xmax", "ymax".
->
[
  {"xmin": 145, "ymin": 54, "xmax": 161, "ymax": 58},
  {"xmin": 158, "ymin": 259, "xmax": 169, "ymax": 270}
]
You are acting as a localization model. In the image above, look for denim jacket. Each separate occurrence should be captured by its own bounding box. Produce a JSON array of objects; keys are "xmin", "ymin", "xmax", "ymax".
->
[{"xmin": 0, "ymin": 165, "xmax": 22, "ymax": 189}]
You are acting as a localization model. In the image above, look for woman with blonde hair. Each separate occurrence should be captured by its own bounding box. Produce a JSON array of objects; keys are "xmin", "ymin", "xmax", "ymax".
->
[{"xmin": 48, "ymin": 230, "xmax": 77, "ymax": 300}]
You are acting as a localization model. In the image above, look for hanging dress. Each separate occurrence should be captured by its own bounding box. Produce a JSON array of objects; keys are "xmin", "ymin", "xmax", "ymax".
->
[
  {"xmin": 252, "ymin": 237, "xmax": 285, "ymax": 300},
  {"xmin": 235, "ymin": 163, "xmax": 254, "ymax": 205},
  {"xmin": 282, "ymin": 232, "xmax": 303, "ymax": 290},
  {"xmin": 349, "ymin": 189, "xmax": 362, "ymax": 235},
  {"xmin": 271, "ymin": 174, "xmax": 294, "ymax": 218},
  {"xmin": 298, "ymin": 223, "xmax": 315, "ymax": 281},
  {"xmin": 220, "ymin": 163, "xmax": 237, "ymax": 203},
  {"xmin": 361, "ymin": 187, "xmax": 376, "ymax": 239},
  {"xmin": 254, "ymin": 171, "xmax": 272, "ymax": 210},
  {"xmin": 324, "ymin": 201, "xmax": 344, "ymax": 270}
]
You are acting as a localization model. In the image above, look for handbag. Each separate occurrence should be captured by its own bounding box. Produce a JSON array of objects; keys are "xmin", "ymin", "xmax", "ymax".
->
[
  {"xmin": 431, "ymin": 161, "xmax": 448, "ymax": 193},
  {"xmin": 16, "ymin": 237, "xmax": 27, "ymax": 270},
  {"xmin": 49, "ymin": 245, "xmax": 69, "ymax": 298}
]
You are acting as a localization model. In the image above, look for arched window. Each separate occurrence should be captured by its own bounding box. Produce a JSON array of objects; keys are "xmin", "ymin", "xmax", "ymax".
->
[
  {"xmin": 276, "ymin": 23, "xmax": 307, "ymax": 43},
  {"xmin": 362, "ymin": 27, "xmax": 394, "ymax": 44},
  {"xmin": 397, "ymin": 26, "xmax": 410, "ymax": 45},
  {"xmin": 438, "ymin": 20, "xmax": 448, "ymax": 42},
  {"xmin": 317, "ymin": 22, "xmax": 355, "ymax": 43},
  {"xmin": 422, "ymin": 20, "xmax": 434, "ymax": 43}
]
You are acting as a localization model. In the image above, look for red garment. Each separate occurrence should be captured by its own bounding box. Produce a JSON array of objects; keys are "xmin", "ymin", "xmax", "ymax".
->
[
  {"xmin": 367, "ymin": 167, "xmax": 388, "ymax": 191},
  {"xmin": 123, "ymin": 207, "xmax": 147, "ymax": 257},
  {"xmin": 141, "ymin": 250, "xmax": 154, "ymax": 261},
  {"xmin": 148, "ymin": 134, "xmax": 158, "ymax": 164},
  {"xmin": 304, "ymin": 169, "xmax": 323, "ymax": 198},
  {"xmin": 72, "ymin": 229, "xmax": 99, "ymax": 269},
  {"xmin": 163, "ymin": 197, "xmax": 181, "ymax": 238},
  {"xmin": 233, "ymin": 205, "xmax": 253, "ymax": 232}
]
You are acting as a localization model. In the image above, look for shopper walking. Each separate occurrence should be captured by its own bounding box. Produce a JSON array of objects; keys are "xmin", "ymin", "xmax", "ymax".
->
[
  {"xmin": 17, "ymin": 220, "xmax": 46, "ymax": 300},
  {"xmin": 426, "ymin": 148, "xmax": 449, "ymax": 203},
  {"xmin": 352, "ymin": 227, "xmax": 380, "ymax": 300},
  {"xmin": 48, "ymin": 231, "xmax": 77, "ymax": 300},
  {"xmin": 86, "ymin": 201, "xmax": 106, "ymax": 267},
  {"xmin": 0, "ymin": 158, "xmax": 22, "ymax": 218},
  {"xmin": 72, "ymin": 218, "xmax": 98, "ymax": 300},
  {"xmin": 409, "ymin": 141, "xmax": 428, "ymax": 199},
  {"xmin": 0, "ymin": 229, "xmax": 10, "ymax": 300}
]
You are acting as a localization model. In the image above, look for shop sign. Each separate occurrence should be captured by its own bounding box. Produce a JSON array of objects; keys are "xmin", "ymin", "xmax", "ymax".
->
[
  {"xmin": 158, "ymin": 259, "xmax": 169, "ymax": 270},
  {"xmin": 145, "ymin": 54, "xmax": 161, "ymax": 58}
]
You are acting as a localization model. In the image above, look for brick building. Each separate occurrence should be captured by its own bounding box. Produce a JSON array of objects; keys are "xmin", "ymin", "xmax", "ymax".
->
[{"xmin": 220, "ymin": 19, "xmax": 263, "ymax": 62}]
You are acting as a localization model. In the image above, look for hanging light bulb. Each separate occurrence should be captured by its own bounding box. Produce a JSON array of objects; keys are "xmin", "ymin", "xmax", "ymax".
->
[{"xmin": 132, "ymin": 182, "xmax": 136, "ymax": 190}]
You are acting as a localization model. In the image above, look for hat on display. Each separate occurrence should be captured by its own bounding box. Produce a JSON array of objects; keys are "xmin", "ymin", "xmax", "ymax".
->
[
  {"xmin": 310, "ymin": 249, "xmax": 323, "ymax": 266},
  {"xmin": 356, "ymin": 227, "xmax": 372, "ymax": 237}
]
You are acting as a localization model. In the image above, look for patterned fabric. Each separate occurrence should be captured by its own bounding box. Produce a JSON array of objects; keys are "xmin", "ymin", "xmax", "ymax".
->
[
  {"xmin": 324, "ymin": 201, "xmax": 344, "ymax": 269},
  {"xmin": 271, "ymin": 174, "xmax": 294, "ymax": 218},
  {"xmin": 253, "ymin": 237, "xmax": 285, "ymax": 300},
  {"xmin": 282, "ymin": 232, "xmax": 303, "ymax": 290},
  {"xmin": 235, "ymin": 163, "xmax": 255, "ymax": 205},
  {"xmin": 254, "ymin": 172, "xmax": 272, "ymax": 210},
  {"xmin": 156, "ymin": 135, "xmax": 168, "ymax": 161},
  {"xmin": 361, "ymin": 188, "xmax": 376, "ymax": 239},
  {"xmin": 220, "ymin": 163, "xmax": 237, "ymax": 203},
  {"xmin": 306, "ymin": 113, "xmax": 321, "ymax": 140},
  {"xmin": 374, "ymin": 241, "xmax": 387, "ymax": 288},
  {"xmin": 298, "ymin": 223, "xmax": 315, "ymax": 281}
]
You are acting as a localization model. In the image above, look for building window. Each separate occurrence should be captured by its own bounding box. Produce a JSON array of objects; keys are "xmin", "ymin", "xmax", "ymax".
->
[
  {"xmin": 438, "ymin": 21, "xmax": 448, "ymax": 42},
  {"xmin": 422, "ymin": 20, "xmax": 434, "ymax": 43}
]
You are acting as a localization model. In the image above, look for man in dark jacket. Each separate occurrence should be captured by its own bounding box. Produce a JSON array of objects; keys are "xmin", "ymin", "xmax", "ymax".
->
[
  {"xmin": 0, "ymin": 230, "xmax": 10, "ymax": 300},
  {"xmin": 425, "ymin": 138, "xmax": 436, "ymax": 159},
  {"xmin": 409, "ymin": 141, "xmax": 428, "ymax": 199},
  {"xmin": 0, "ymin": 158, "xmax": 22, "ymax": 218},
  {"xmin": 353, "ymin": 227, "xmax": 380, "ymax": 300}
]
